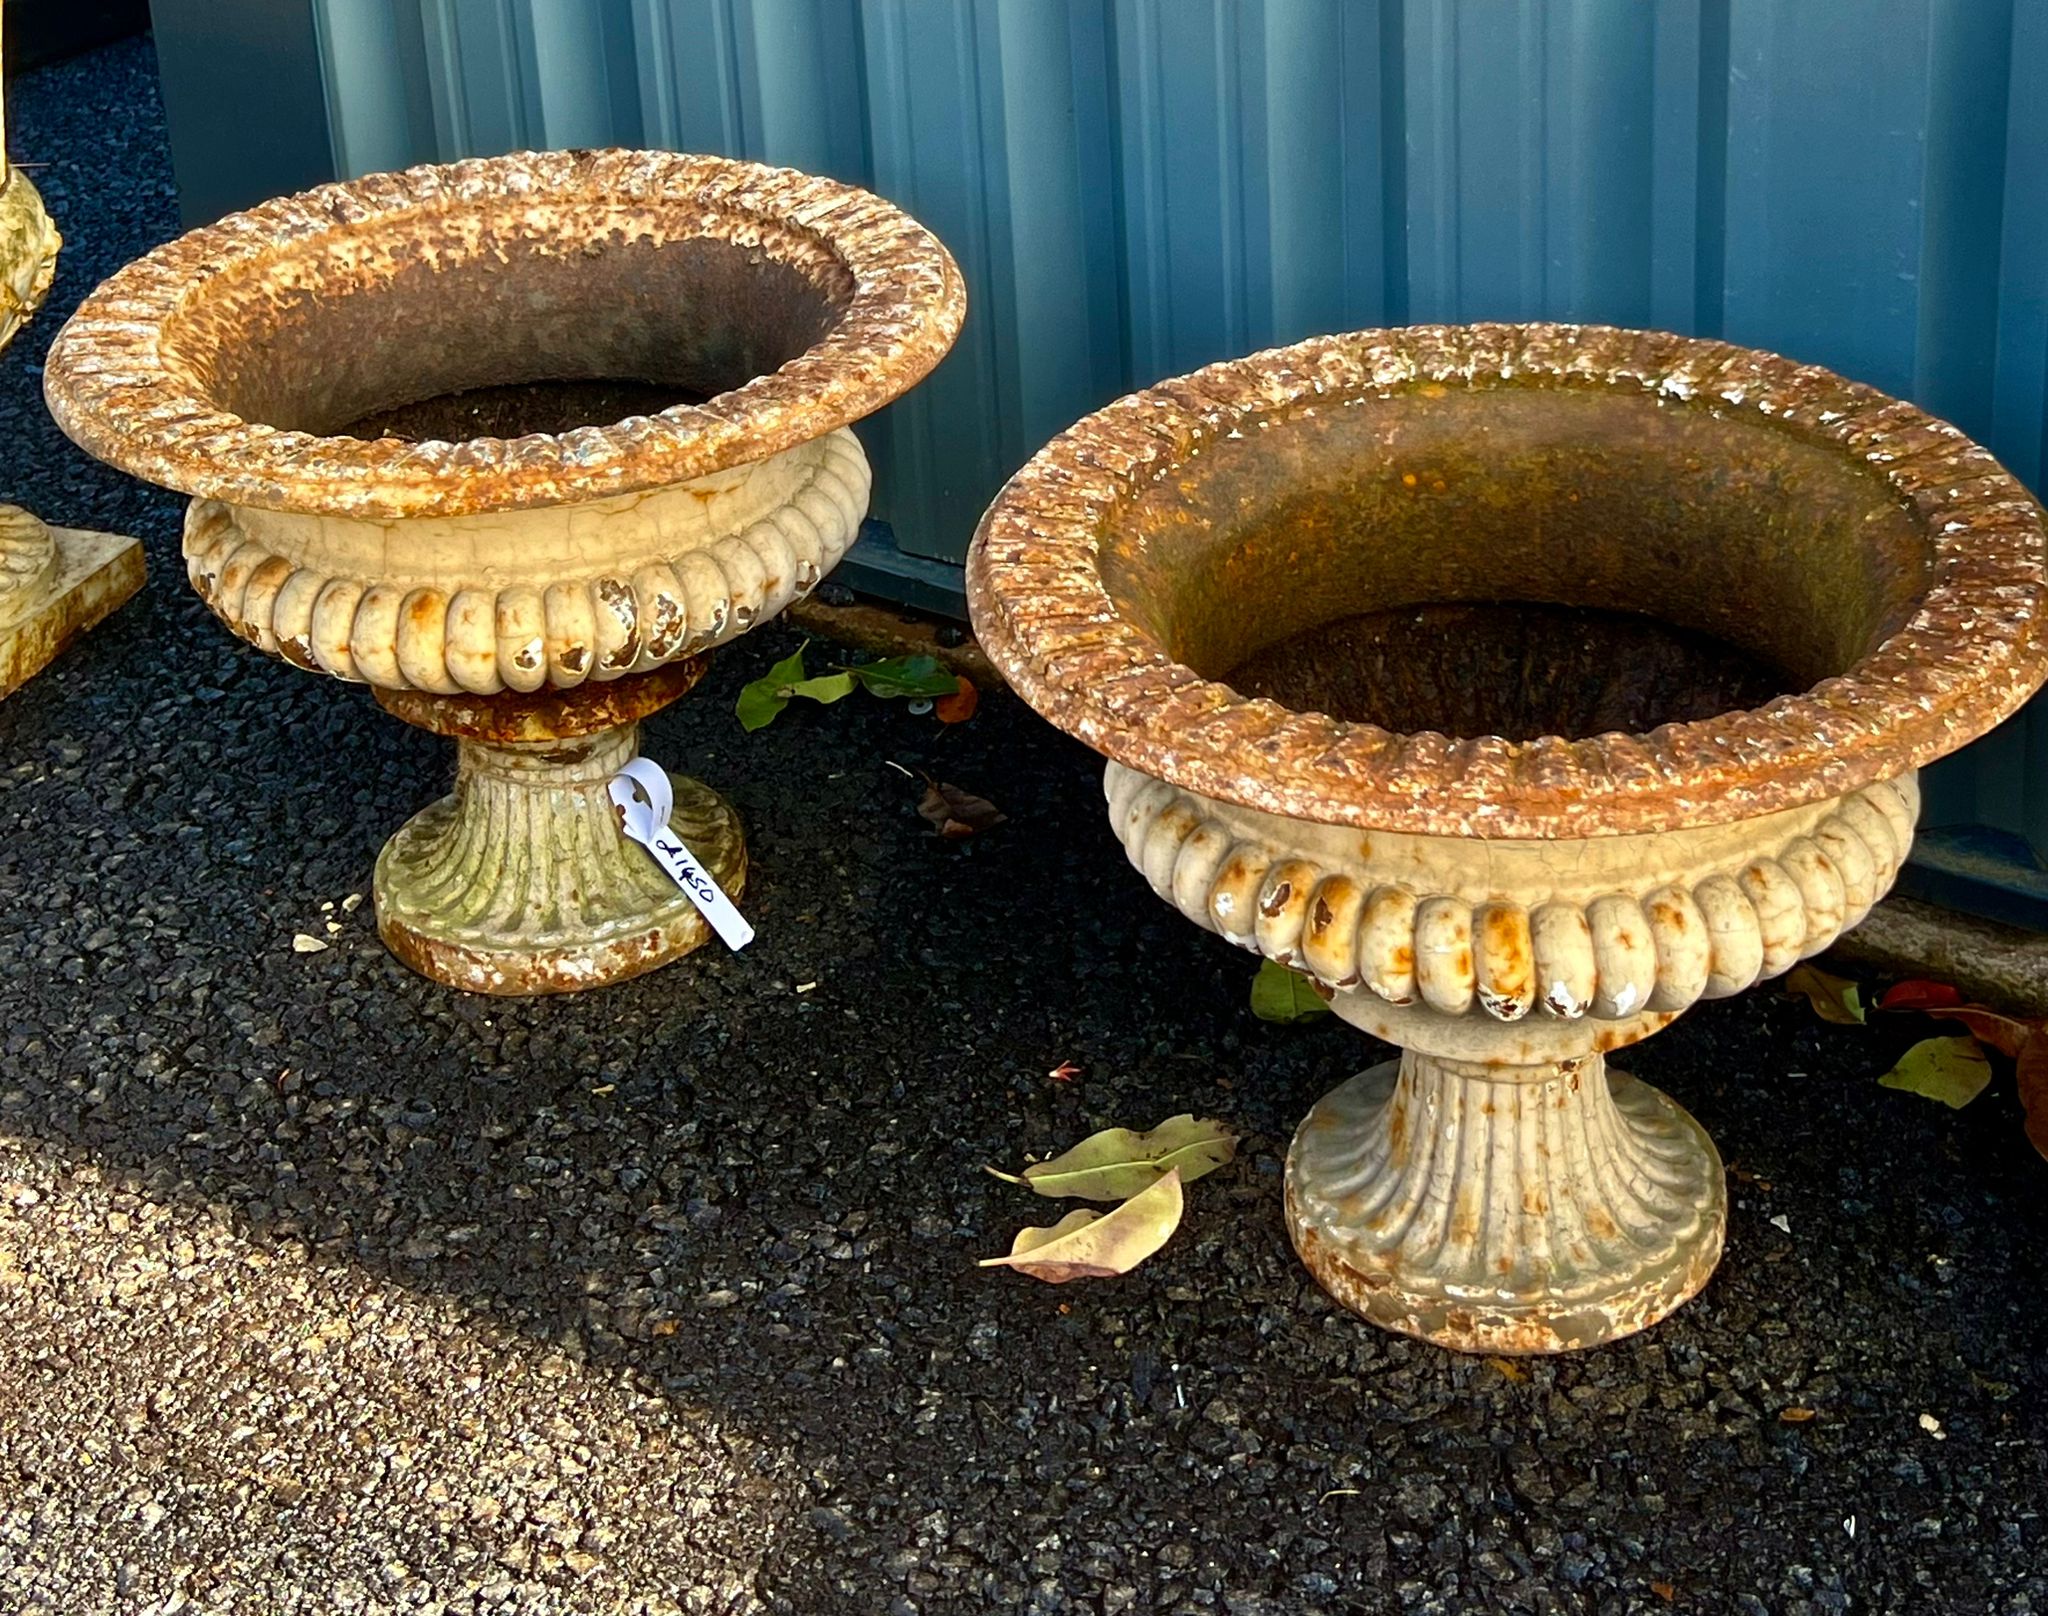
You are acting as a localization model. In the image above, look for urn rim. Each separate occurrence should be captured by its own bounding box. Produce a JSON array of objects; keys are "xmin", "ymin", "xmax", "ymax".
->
[
  {"xmin": 42, "ymin": 148, "xmax": 964, "ymax": 520},
  {"xmin": 967, "ymin": 322, "xmax": 2048, "ymax": 839}
]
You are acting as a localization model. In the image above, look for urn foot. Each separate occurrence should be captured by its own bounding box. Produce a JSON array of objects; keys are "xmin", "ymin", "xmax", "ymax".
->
[
  {"xmin": 0, "ymin": 506, "xmax": 145, "ymax": 700},
  {"xmin": 1285, "ymin": 1052, "xmax": 1724, "ymax": 1354},
  {"xmin": 374, "ymin": 721, "xmax": 746, "ymax": 996}
]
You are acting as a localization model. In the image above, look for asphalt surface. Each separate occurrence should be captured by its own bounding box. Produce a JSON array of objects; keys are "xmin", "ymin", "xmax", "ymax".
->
[{"xmin": 2, "ymin": 35, "xmax": 2046, "ymax": 1616}]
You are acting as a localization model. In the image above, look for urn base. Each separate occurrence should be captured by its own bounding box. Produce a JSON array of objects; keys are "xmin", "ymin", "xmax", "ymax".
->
[
  {"xmin": 0, "ymin": 507, "xmax": 145, "ymax": 700},
  {"xmin": 1285, "ymin": 1053, "xmax": 1724, "ymax": 1354},
  {"xmin": 373, "ymin": 713, "xmax": 746, "ymax": 996}
]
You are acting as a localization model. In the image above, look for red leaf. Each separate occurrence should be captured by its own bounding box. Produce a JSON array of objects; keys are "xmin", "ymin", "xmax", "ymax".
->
[
  {"xmin": 934, "ymin": 675, "xmax": 979, "ymax": 724},
  {"xmin": 1924, "ymin": 1006, "xmax": 2032, "ymax": 1059},
  {"xmin": 1878, "ymin": 979, "xmax": 1965, "ymax": 1012},
  {"xmin": 2018, "ymin": 1034, "xmax": 2048, "ymax": 1165}
]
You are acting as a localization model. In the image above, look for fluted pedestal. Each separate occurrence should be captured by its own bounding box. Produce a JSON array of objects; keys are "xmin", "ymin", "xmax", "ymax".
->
[
  {"xmin": 372, "ymin": 662, "xmax": 744, "ymax": 995},
  {"xmin": 1285, "ymin": 1052, "xmax": 1724, "ymax": 1354}
]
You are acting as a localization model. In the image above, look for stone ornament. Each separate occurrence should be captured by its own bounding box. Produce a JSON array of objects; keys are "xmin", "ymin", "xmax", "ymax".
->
[
  {"xmin": 0, "ymin": 12, "xmax": 145, "ymax": 701},
  {"xmin": 46, "ymin": 149, "xmax": 962, "ymax": 992},
  {"xmin": 968, "ymin": 322, "xmax": 2048, "ymax": 1353}
]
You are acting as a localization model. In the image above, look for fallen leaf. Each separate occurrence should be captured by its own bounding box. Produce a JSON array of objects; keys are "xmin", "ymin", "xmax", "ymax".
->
[
  {"xmin": 789, "ymin": 671, "xmax": 857, "ymax": 704},
  {"xmin": 1251, "ymin": 958, "xmax": 1333, "ymax": 1023},
  {"xmin": 1047, "ymin": 1060, "xmax": 1081, "ymax": 1084},
  {"xmin": 1779, "ymin": 1406, "xmax": 1818, "ymax": 1424},
  {"xmin": 978, "ymin": 1170, "xmax": 1183, "ymax": 1283},
  {"xmin": 934, "ymin": 675, "xmax": 979, "ymax": 724},
  {"xmin": 1785, "ymin": 964, "xmax": 1865, "ymax": 1025},
  {"xmin": 987, "ymin": 1115, "xmax": 1238, "ymax": 1201},
  {"xmin": 1484, "ymin": 1356, "xmax": 1528, "ymax": 1383},
  {"xmin": 1879, "ymin": 1036, "xmax": 1993, "ymax": 1109},
  {"xmin": 1878, "ymin": 979, "xmax": 1966, "ymax": 1012},
  {"xmin": 2017, "ymin": 1034, "xmax": 2048, "ymax": 1164},
  {"xmin": 1923, "ymin": 1004, "xmax": 2030, "ymax": 1058},
  {"xmin": 846, "ymin": 653, "xmax": 960, "ymax": 699},
  {"xmin": 291, "ymin": 934, "xmax": 329, "ymax": 954},
  {"xmin": 736, "ymin": 644, "xmax": 809, "ymax": 731},
  {"xmin": 918, "ymin": 780, "xmax": 1006, "ymax": 839},
  {"xmin": 1650, "ymin": 1584, "xmax": 1677, "ymax": 1604}
]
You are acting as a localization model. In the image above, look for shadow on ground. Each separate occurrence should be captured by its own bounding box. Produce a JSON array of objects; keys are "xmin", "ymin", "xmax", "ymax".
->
[{"xmin": 0, "ymin": 36, "xmax": 2044, "ymax": 1616}]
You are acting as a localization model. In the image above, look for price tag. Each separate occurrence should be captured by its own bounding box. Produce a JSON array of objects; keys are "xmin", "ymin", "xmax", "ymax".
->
[{"xmin": 607, "ymin": 757, "xmax": 755, "ymax": 952}]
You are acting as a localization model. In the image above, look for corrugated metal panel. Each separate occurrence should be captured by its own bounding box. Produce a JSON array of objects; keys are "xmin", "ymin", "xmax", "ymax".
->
[{"xmin": 278, "ymin": 0, "xmax": 2048, "ymax": 861}]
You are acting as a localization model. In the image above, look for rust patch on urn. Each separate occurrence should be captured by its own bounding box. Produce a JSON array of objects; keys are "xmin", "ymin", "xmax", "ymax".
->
[{"xmin": 376, "ymin": 657, "xmax": 707, "ymax": 742}]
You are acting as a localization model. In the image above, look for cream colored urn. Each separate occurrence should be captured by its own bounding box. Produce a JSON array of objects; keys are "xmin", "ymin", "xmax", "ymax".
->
[
  {"xmin": 45, "ymin": 150, "xmax": 961, "ymax": 992},
  {"xmin": 970, "ymin": 323, "xmax": 2048, "ymax": 1353}
]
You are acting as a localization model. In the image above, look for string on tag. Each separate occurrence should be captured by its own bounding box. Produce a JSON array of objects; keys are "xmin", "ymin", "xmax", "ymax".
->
[{"xmin": 607, "ymin": 758, "xmax": 755, "ymax": 951}]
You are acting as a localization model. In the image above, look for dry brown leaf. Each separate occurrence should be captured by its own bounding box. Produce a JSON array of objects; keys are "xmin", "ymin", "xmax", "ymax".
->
[
  {"xmin": 918, "ymin": 780, "xmax": 1006, "ymax": 839},
  {"xmin": 1779, "ymin": 1406, "xmax": 1818, "ymax": 1424},
  {"xmin": 1484, "ymin": 1356, "xmax": 1528, "ymax": 1383},
  {"xmin": 1921, "ymin": 1004, "xmax": 2032, "ymax": 1059},
  {"xmin": 2018, "ymin": 1033, "xmax": 2048, "ymax": 1164},
  {"xmin": 978, "ymin": 1170, "xmax": 1183, "ymax": 1283}
]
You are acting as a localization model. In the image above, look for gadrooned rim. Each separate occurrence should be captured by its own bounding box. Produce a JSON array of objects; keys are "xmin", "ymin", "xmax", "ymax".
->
[
  {"xmin": 42, "ymin": 148, "xmax": 965, "ymax": 520},
  {"xmin": 966, "ymin": 322, "xmax": 2048, "ymax": 839}
]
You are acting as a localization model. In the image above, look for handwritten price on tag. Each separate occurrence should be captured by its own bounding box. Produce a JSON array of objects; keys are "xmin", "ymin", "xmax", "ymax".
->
[{"xmin": 607, "ymin": 758, "xmax": 755, "ymax": 952}]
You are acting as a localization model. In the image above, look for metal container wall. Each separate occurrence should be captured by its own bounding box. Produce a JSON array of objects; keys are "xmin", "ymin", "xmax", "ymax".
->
[{"xmin": 171, "ymin": 0, "xmax": 2048, "ymax": 858}]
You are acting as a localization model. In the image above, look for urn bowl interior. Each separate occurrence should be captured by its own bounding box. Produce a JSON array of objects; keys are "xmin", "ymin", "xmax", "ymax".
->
[
  {"xmin": 45, "ymin": 151, "xmax": 966, "ymax": 518},
  {"xmin": 1101, "ymin": 383, "xmax": 1927, "ymax": 743},
  {"xmin": 162, "ymin": 200, "xmax": 846, "ymax": 444},
  {"xmin": 968, "ymin": 325, "xmax": 2048, "ymax": 835}
]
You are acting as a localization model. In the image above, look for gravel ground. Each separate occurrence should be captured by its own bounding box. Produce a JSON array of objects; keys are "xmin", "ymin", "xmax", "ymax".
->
[{"xmin": 3, "ymin": 35, "xmax": 2047, "ymax": 1616}]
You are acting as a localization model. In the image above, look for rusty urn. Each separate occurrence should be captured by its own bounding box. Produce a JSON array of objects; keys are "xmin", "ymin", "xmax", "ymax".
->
[
  {"xmin": 44, "ymin": 150, "xmax": 962, "ymax": 993},
  {"xmin": 0, "ymin": 12, "xmax": 144, "ymax": 701},
  {"xmin": 969, "ymin": 324, "xmax": 2048, "ymax": 1353}
]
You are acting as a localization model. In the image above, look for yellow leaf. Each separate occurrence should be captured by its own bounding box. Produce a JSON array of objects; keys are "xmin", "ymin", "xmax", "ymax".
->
[
  {"xmin": 978, "ymin": 1171, "xmax": 1184, "ymax": 1283},
  {"xmin": 987, "ymin": 1115, "xmax": 1238, "ymax": 1202},
  {"xmin": 1878, "ymin": 1036, "xmax": 1992, "ymax": 1109},
  {"xmin": 1250, "ymin": 958, "xmax": 1333, "ymax": 1023},
  {"xmin": 1786, "ymin": 964, "xmax": 1865, "ymax": 1025}
]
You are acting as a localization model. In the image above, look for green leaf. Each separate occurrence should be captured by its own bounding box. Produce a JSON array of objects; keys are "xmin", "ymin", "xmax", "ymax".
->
[
  {"xmin": 790, "ymin": 672, "xmax": 857, "ymax": 704},
  {"xmin": 977, "ymin": 1170, "xmax": 1184, "ymax": 1283},
  {"xmin": 1251, "ymin": 958, "xmax": 1333, "ymax": 1023},
  {"xmin": 844, "ymin": 654, "xmax": 961, "ymax": 699},
  {"xmin": 1786, "ymin": 964, "xmax": 1865, "ymax": 1025},
  {"xmin": 736, "ymin": 644, "xmax": 810, "ymax": 731},
  {"xmin": 1878, "ymin": 1035, "xmax": 1993, "ymax": 1109},
  {"xmin": 986, "ymin": 1115, "xmax": 1238, "ymax": 1202}
]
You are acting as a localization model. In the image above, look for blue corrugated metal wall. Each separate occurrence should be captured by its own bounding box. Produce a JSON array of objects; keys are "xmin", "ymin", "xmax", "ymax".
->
[{"xmin": 291, "ymin": 0, "xmax": 2048, "ymax": 851}]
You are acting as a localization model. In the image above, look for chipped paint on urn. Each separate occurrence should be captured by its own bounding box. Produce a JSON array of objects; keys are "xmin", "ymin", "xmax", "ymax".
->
[
  {"xmin": 0, "ymin": 13, "xmax": 145, "ymax": 700},
  {"xmin": 968, "ymin": 322, "xmax": 2048, "ymax": 1353},
  {"xmin": 44, "ymin": 149, "xmax": 963, "ymax": 993}
]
